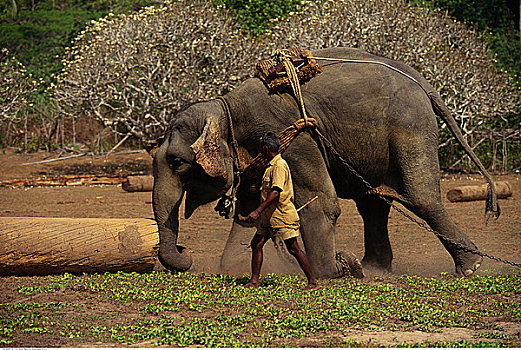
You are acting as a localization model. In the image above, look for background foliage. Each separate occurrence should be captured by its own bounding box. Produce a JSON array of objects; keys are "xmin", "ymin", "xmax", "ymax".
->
[
  {"xmin": 0, "ymin": 0, "xmax": 162, "ymax": 81},
  {"xmin": 410, "ymin": 0, "xmax": 521, "ymax": 81},
  {"xmin": 1, "ymin": 0, "xmax": 520, "ymax": 170},
  {"xmin": 214, "ymin": 0, "xmax": 306, "ymax": 36}
]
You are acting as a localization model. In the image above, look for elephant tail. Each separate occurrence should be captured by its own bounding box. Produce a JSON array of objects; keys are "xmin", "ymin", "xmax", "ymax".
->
[{"xmin": 429, "ymin": 91, "xmax": 500, "ymax": 221}]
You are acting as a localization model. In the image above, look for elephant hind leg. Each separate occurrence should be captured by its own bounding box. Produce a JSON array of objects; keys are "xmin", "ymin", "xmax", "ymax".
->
[
  {"xmin": 391, "ymin": 135, "xmax": 482, "ymax": 276},
  {"xmin": 405, "ymin": 199, "xmax": 482, "ymax": 276},
  {"xmin": 355, "ymin": 196, "xmax": 392, "ymax": 272}
]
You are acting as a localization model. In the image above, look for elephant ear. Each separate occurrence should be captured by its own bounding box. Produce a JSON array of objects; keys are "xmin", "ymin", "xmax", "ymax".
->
[{"xmin": 190, "ymin": 118, "xmax": 229, "ymax": 183}]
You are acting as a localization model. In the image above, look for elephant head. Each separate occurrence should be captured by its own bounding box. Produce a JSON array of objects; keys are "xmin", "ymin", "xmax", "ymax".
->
[{"xmin": 153, "ymin": 100, "xmax": 235, "ymax": 272}]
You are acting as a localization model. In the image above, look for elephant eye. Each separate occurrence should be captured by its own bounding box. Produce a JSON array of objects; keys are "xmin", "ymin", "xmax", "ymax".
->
[{"xmin": 169, "ymin": 157, "xmax": 191, "ymax": 174}]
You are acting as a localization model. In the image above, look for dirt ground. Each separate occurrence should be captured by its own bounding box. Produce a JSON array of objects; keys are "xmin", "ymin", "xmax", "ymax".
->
[
  {"xmin": 1, "ymin": 148, "xmax": 520, "ymax": 277},
  {"xmin": 1, "ymin": 149, "xmax": 521, "ymax": 347}
]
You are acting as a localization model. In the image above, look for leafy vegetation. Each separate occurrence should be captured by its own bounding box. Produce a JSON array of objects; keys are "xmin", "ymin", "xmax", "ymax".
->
[
  {"xmin": 0, "ymin": 0, "xmax": 163, "ymax": 81},
  {"xmin": 215, "ymin": 0, "xmax": 306, "ymax": 36},
  {"xmin": 1, "ymin": 272, "xmax": 520, "ymax": 347},
  {"xmin": 410, "ymin": 0, "xmax": 521, "ymax": 82}
]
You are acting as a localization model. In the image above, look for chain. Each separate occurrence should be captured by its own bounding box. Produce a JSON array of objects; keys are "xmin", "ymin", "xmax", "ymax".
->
[
  {"xmin": 335, "ymin": 252, "xmax": 350, "ymax": 276},
  {"xmin": 313, "ymin": 128, "xmax": 521, "ymax": 269}
]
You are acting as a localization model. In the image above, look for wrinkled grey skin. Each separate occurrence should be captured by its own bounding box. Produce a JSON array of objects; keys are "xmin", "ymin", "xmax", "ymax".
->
[{"xmin": 153, "ymin": 47, "xmax": 493, "ymax": 278}]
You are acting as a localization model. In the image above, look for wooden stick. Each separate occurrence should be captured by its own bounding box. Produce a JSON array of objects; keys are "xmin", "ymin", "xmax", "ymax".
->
[
  {"xmin": 237, "ymin": 195, "xmax": 319, "ymax": 222},
  {"xmin": 106, "ymin": 133, "xmax": 131, "ymax": 157},
  {"xmin": 21, "ymin": 152, "xmax": 91, "ymax": 165},
  {"xmin": 297, "ymin": 195, "xmax": 319, "ymax": 212}
]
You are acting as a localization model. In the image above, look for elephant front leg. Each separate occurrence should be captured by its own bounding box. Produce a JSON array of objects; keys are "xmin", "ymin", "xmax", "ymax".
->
[
  {"xmin": 297, "ymin": 189, "xmax": 363, "ymax": 279},
  {"xmin": 285, "ymin": 135, "xmax": 363, "ymax": 279},
  {"xmin": 219, "ymin": 218, "xmax": 255, "ymax": 275},
  {"xmin": 297, "ymin": 191, "xmax": 344, "ymax": 279}
]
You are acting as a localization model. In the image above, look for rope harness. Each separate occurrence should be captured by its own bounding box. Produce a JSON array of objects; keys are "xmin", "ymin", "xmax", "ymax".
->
[{"xmin": 218, "ymin": 48, "xmax": 521, "ymax": 270}]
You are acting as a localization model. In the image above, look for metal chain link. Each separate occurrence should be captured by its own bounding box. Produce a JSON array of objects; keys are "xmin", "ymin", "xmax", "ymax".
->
[
  {"xmin": 335, "ymin": 252, "xmax": 350, "ymax": 276},
  {"xmin": 313, "ymin": 128, "xmax": 521, "ymax": 269}
]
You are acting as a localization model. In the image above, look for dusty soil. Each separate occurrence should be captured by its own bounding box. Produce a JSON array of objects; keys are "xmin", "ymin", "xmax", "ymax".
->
[
  {"xmin": 1, "ymin": 149, "xmax": 520, "ymax": 347},
  {"xmin": 1, "ymin": 149, "xmax": 520, "ymax": 277}
]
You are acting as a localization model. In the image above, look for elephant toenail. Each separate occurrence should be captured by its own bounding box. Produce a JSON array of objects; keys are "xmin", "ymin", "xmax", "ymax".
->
[{"xmin": 464, "ymin": 269, "xmax": 474, "ymax": 276}]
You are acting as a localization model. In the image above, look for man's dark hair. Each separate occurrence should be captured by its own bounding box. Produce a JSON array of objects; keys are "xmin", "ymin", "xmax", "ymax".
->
[{"xmin": 260, "ymin": 132, "xmax": 280, "ymax": 152}]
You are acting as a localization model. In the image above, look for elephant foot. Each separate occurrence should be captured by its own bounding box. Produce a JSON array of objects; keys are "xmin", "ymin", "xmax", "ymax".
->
[
  {"xmin": 336, "ymin": 252, "xmax": 364, "ymax": 279},
  {"xmin": 361, "ymin": 257, "xmax": 392, "ymax": 274},
  {"xmin": 455, "ymin": 254, "xmax": 483, "ymax": 277}
]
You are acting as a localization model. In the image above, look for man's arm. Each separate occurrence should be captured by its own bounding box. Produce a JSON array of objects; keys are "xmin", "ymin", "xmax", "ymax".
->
[{"xmin": 245, "ymin": 189, "xmax": 281, "ymax": 223}]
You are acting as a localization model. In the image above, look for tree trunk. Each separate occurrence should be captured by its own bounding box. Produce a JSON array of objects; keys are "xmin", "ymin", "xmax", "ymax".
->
[{"xmin": 0, "ymin": 217, "xmax": 159, "ymax": 276}]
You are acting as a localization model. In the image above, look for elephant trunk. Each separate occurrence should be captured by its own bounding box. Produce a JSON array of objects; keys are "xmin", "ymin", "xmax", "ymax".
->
[
  {"xmin": 153, "ymin": 151, "xmax": 193, "ymax": 272},
  {"xmin": 157, "ymin": 206, "xmax": 192, "ymax": 272}
]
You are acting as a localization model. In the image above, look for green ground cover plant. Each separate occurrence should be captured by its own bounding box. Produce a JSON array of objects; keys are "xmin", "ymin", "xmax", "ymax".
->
[{"xmin": 0, "ymin": 271, "xmax": 519, "ymax": 347}]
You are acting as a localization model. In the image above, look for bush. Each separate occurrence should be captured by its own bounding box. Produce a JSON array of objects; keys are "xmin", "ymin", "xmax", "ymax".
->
[
  {"xmin": 52, "ymin": 0, "xmax": 520, "ymax": 169},
  {"xmin": 409, "ymin": 0, "xmax": 521, "ymax": 82},
  {"xmin": 0, "ymin": 48, "xmax": 40, "ymax": 148},
  {"xmin": 52, "ymin": 1, "xmax": 259, "ymax": 140}
]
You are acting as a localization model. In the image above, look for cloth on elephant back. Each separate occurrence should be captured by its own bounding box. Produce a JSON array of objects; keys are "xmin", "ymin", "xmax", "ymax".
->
[{"xmin": 255, "ymin": 47, "xmax": 322, "ymax": 92}]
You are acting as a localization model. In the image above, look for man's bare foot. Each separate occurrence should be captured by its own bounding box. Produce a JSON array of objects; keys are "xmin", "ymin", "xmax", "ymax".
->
[
  {"xmin": 244, "ymin": 281, "xmax": 260, "ymax": 288},
  {"xmin": 302, "ymin": 283, "xmax": 319, "ymax": 291}
]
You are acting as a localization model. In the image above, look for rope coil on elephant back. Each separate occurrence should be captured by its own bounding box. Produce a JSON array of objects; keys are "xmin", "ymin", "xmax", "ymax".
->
[{"xmin": 254, "ymin": 46, "xmax": 321, "ymax": 93}]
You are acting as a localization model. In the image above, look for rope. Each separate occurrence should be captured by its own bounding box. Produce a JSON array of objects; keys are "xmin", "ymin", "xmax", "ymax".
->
[
  {"xmin": 311, "ymin": 56, "xmax": 431, "ymax": 96},
  {"xmin": 240, "ymin": 117, "xmax": 317, "ymax": 183},
  {"xmin": 216, "ymin": 96, "xmax": 242, "ymax": 216},
  {"xmin": 274, "ymin": 50, "xmax": 313, "ymax": 127},
  {"xmin": 217, "ymin": 97, "xmax": 241, "ymax": 173}
]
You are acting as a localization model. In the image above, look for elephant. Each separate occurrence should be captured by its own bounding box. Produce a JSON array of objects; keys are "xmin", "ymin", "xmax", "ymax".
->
[{"xmin": 152, "ymin": 47, "xmax": 498, "ymax": 279}]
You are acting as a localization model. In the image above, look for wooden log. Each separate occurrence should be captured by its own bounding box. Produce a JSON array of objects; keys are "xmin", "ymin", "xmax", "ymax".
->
[
  {"xmin": 446, "ymin": 181, "xmax": 513, "ymax": 202},
  {"xmin": 0, "ymin": 217, "xmax": 159, "ymax": 276},
  {"xmin": 0, "ymin": 174, "xmax": 125, "ymax": 187},
  {"xmin": 122, "ymin": 175, "xmax": 154, "ymax": 192}
]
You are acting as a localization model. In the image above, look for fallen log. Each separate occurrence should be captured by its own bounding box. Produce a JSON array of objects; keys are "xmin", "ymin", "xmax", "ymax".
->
[
  {"xmin": 446, "ymin": 181, "xmax": 513, "ymax": 202},
  {"xmin": 0, "ymin": 174, "xmax": 125, "ymax": 187},
  {"xmin": 122, "ymin": 175, "xmax": 154, "ymax": 192},
  {"xmin": 0, "ymin": 217, "xmax": 159, "ymax": 276}
]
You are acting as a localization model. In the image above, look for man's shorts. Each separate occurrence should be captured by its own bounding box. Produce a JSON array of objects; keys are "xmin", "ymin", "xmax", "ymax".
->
[{"xmin": 257, "ymin": 226, "xmax": 299, "ymax": 242}]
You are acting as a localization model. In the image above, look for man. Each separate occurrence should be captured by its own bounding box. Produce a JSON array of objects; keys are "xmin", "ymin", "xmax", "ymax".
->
[{"xmin": 244, "ymin": 132, "xmax": 318, "ymax": 290}]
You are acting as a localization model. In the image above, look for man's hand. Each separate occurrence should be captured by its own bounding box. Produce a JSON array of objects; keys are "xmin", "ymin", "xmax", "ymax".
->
[
  {"xmin": 245, "ymin": 209, "xmax": 261, "ymax": 223},
  {"xmin": 243, "ymin": 189, "xmax": 280, "ymax": 223}
]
